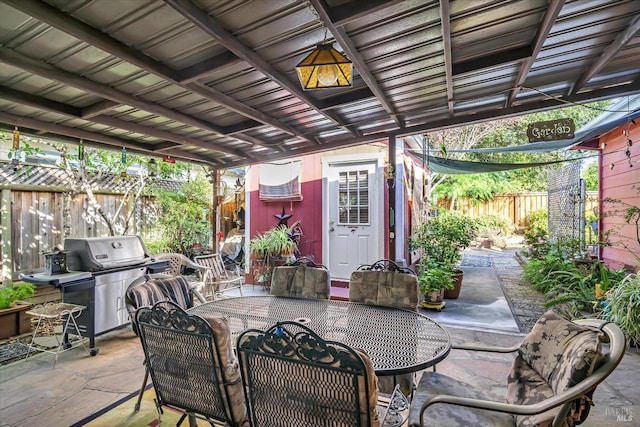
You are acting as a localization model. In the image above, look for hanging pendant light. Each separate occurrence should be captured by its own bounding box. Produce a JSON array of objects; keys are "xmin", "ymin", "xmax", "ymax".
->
[{"xmin": 296, "ymin": 42, "xmax": 352, "ymax": 90}]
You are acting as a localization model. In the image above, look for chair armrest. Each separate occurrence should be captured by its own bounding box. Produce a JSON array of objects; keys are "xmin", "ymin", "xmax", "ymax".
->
[
  {"xmin": 380, "ymin": 384, "xmax": 410, "ymax": 427},
  {"xmin": 189, "ymin": 287, "xmax": 207, "ymax": 304},
  {"xmin": 452, "ymin": 342, "xmax": 521, "ymax": 353},
  {"xmin": 184, "ymin": 258, "xmax": 208, "ymax": 273},
  {"xmin": 419, "ymin": 347, "xmax": 622, "ymax": 427}
]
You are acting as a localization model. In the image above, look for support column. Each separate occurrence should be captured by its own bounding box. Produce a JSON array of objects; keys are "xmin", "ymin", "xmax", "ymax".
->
[
  {"xmin": 1, "ymin": 189, "xmax": 13, "ymax": 285},
  {"xmin": 388, "ymin": 136, "xmax": 396, "ymax": 262}
]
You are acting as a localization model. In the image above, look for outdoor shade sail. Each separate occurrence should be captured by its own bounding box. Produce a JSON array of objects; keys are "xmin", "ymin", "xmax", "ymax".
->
[
  {"xmin": 416, "ymin": 156, "xmax": 572, "ymax": 175},
  {"xmin": 259, "ymin": 160, "xmax": 302, "ymax": 201},
  {"xmin": 416, "ymin": 104, "xmax": 640, "ymax": 155},
  {"xmin": 408, "ymin": 98, "xmax": 640, "ymax": 174}
]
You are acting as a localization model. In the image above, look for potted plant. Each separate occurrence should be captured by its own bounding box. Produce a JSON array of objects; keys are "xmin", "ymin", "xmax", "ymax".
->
[
  {"xmin": 417, "ymin": 257, "xmax": 455, "ymax": 304},
  {"xmin": 0, "ymin": 283, "xmax": 36, "ymax": 339},
  {"xmin": 410, "ymin": 210, "xmax": 476, "ymax": 299},
  {"xmin": 249, "ymin": 223, "xmax": 300, "ymax": 284}
]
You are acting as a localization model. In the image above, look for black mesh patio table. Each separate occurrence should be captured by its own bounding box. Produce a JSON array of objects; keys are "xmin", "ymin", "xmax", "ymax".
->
[{"xmin": 189, "ymin": 296, "xmax": 451, "ymax": 376}]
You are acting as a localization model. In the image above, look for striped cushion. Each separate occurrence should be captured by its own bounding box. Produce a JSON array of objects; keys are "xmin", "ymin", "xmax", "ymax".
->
[{"xmin": 128, "ymin": 276, "xmax": 192, "ymax": 310}]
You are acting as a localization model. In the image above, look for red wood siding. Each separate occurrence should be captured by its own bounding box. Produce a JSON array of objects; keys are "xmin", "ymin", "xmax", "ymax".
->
[{"xmin": 248, "ymin": 154, "xmax": 324, "ymax": 263}]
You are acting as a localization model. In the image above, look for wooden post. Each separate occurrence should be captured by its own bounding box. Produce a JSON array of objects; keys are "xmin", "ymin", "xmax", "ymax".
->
[
  {"xmin": 1, "ymin": 189, "xmax": 13, "ymax": 285},
  {"xmin": 388, "ymin": 136, "xmax": 396, "ymax": 262}
]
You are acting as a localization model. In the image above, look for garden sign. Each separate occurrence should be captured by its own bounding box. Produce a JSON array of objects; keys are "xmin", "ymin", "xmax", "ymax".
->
[{"xmin": 527, "ymin": 118, "xmax": 575, "ymax": 142}]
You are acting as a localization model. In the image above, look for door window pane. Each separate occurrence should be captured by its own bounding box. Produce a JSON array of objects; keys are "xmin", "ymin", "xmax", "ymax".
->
[{"xmin": 337, "ymin": 170, "xmax": 369, "ymax": 225}]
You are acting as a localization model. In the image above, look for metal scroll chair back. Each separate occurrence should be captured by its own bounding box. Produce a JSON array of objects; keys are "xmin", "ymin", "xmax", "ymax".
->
[
  {"xmin": 193, "ymin": 253, "xmax": 245, "ymax": 300},
  {"xmin": 136, "ymin": 301, "xmax": 247, "ymax": 426},
  {"xmin": 349, "ymin": 259, "xmax": 419, "ymax": 397},
  {"xmin": 126, "ymin": 274, "xmax": 207, "ymax": 411},
  {"xmin": 236, "ymin": 321, "xmax": 408, "ymax": 427},
  {"xmin": 270, "ymin": 257, "xmax": 330, "ymax": 299}
]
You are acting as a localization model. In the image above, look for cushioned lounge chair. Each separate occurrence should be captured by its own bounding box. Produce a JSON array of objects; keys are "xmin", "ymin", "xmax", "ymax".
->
[{"xmin": 409, "ymin": 310, "xmax": 626, "ymax": 427}]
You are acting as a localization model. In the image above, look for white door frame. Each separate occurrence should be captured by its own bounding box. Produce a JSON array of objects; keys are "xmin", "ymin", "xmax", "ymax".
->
[{"xmin": 322, "ymin": 152, "xmax": 385, "ymax": 280}]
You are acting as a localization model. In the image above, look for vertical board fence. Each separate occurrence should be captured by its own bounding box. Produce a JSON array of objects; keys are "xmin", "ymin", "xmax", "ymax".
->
[
  {"xmin": 439, "ymin": 192, "xmax": 598, "ymax": 227},
  {"xmin": 3, "ymin": 190, "xmax": 159, "ymax": 282}
]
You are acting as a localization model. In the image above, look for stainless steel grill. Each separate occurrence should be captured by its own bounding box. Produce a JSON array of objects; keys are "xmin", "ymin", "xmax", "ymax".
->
[
  {"xmin": 64, "ymin": 236, "xmax": 151, "ymax": 271},
  {"xmin": 24, "ymin": 236, "xmax": 169, "ymax": 356}
]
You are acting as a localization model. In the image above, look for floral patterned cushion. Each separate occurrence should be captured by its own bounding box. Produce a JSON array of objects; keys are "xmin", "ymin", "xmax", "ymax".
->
[
  {"xmin": 201, "ymin": 314, "xmax": 248, "ymax": 426},
  {"xmin": 349, "ymin": 270, "xmax": 419, "ymax": 311},
  {"xmin": 355, "ymin": 348, "xmax": 382, "ymax": 427},
  {"xmin": 506, "ymin": 310, "xmax": 604, "ymax": 427},
  {"xmin": 270, "ymin": 265, "xmax": 330, "ymax": 299}
]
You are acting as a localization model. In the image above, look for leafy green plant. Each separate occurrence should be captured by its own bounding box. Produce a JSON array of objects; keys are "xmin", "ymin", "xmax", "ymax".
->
[
  {"xmin": 524, "ymin": 254, "xmax": 628, "ymax": 317},
  {"xmin": 521, "ymin": 256, "xmax": 575, "ymax": 294},
  {"xmin": 249, "ymin": 222, "xmax": 300, "ymax": 284},
  {"xmin": 522, "ymin": 209, "xmax": 548, "ymax": 258},
  {"xmin": 603, "ymin": 274, "xmax": 640, "ymax": 346},
  {"xmin": 410, "ymin": 209, "xmax": 477, "ymax": 270},
  {"xmin": 148, "ymin": 174, "xmax": 211, "ymax": 255},
  {"xmin": 0, "ymin": 284, "xmax": 36, "ymax": 310},
  {"xmin": 416, "ymin": 257, "xmax": 455, "ymax": 294},
  {"xmin": 474, "ymin": 214, "xmax": 514, "ymax": 236},
  {"xmin": 249, "ymin": 223, "xmax": 299, "ymax": 260}
]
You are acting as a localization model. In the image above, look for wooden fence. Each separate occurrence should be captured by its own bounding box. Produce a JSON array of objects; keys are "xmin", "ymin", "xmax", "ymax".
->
[
  {"xmin": 2, "ymin": 189, "xmax": 160, "ymax": 283},
  {"xmin": 438, "ymin": 191, "xmax": 598, "ymax": 227}
]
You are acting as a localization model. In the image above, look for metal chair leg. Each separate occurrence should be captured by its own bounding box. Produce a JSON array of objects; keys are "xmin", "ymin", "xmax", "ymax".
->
[{"xmin": 134, "ymin": 365, "xmax": 149, "ymax": 411}]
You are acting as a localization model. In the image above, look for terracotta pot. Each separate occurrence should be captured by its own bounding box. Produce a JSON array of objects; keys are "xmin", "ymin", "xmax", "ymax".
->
[
  {"xmin": 444, "ymin": 269, "xmax": 464, "ymax": 299},
  {"xmin": 423, "ymin": 289, "xmax": 445, "ymax": 304}
]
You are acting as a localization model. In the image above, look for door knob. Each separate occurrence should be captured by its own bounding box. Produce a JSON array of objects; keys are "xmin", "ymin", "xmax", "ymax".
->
[{"xmin": 329, "ymin": 227, "xmax": 334, "ymax": 232}]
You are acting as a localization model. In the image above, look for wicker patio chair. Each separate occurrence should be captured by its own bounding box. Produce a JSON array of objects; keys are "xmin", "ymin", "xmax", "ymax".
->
[
  {"xmin": 349, "ymin": 259, "xmax": 419, "ymax": 396},
  {"xmin": 236, "ymin": 320, "xmax": 409, "ymax": 427},
  {"xmin": 136, "ymin": 300, "xmax": 247, "ymax": 426},
  {"xmin": 125, "ymin": 274, "xmax": 206, "ymax": 411},
  {"xmin": 409, "ymin": 311, "xmax": 626, "ymax": 427},
  {"xmin": 194, "ymin": 253, "xmax": 245, "ymax": 300},
  {"xmin": 270, "ymin": 256, "xmax": 330, "ymax": 299}
]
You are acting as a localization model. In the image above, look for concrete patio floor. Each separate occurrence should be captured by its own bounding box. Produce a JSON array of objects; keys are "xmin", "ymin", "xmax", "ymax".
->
[{"xmin": 0, "ymin": 250, "xmax": 638, "ymax": 426}]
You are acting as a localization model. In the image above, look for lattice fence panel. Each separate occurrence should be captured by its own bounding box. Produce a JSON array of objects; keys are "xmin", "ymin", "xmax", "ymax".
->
[{"xmin": 547, "ymin": 162, "xmax": 585, "ymax": 251}]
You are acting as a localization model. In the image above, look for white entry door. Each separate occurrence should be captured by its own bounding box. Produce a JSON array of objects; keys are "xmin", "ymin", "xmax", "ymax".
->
[{"xmin": 324, "ymin": 159, "xmax": 383, "ymax": 280}]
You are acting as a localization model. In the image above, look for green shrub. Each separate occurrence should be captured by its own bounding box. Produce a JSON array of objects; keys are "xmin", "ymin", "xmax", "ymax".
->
[
  {"xmin": 0, "ymin": 283, "xmax": 36, "ymax": 310},
  {"xmin": 603, "ymin": 273, "xmax": 640, "ymax": 346},
  {"xmin": 474, "ymin": 214, "xmax": 514, "ymax": 236},
  {"xmin": 522, "ymin": 209, "xmax": 548, "ymax": 258}
]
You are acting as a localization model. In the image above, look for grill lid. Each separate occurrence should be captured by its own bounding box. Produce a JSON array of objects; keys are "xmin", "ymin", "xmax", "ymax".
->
[{"xmin": 64, "ymin": 236, "xmax": 151, "ymax": 271}]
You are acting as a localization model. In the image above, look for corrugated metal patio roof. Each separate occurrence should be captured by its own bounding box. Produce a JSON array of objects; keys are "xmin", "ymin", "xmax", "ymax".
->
[{"xmin": 1, "ymin": 0, "xmax": 639, "ymax": 168}]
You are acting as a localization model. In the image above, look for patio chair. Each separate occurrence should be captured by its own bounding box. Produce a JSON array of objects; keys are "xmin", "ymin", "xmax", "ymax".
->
[
  {"xmin": 125, "ymin": 274, "xmax": 206, "ymax": 411},
  {"xmin": 270, "ymin": 256, "xmax": 330, "ymax": 299},
  {"xmin": 349, "ymin": 259, "xmax": 418, "ymax": 311},
  {"xmin": 349, "ymin": 259, "xmax": 419, "ymax": 396},
  {"xmin": 136, "ymin": 300, "xmax": 247, "ymax": 426},
  {"xmin": 153, "ymin": 252, "xmax": 207, "ymax": 294},
  {"xmin": 409, "ymin": 310, "xmax": 626, "ymax": 427},
  {"xmin": 236, "ymin": 320, "xmax": 410, "ymax": 427},
  {"xmin": 194, "ymin": 253, "xmax": 245, "ymax": 300}
]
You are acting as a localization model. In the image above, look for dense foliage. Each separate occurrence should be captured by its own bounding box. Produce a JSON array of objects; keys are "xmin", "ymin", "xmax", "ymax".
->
[
  {"xmin": 0, "ymin": 283, "xmax": 36, "ymax": 310},
  {"xmin": 147, "ymin": 174, "xmax": 212, "ymax": 255},
  {"xmin": 521, "ymin": 233, "xmax": 637, "ymax": 345}
]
